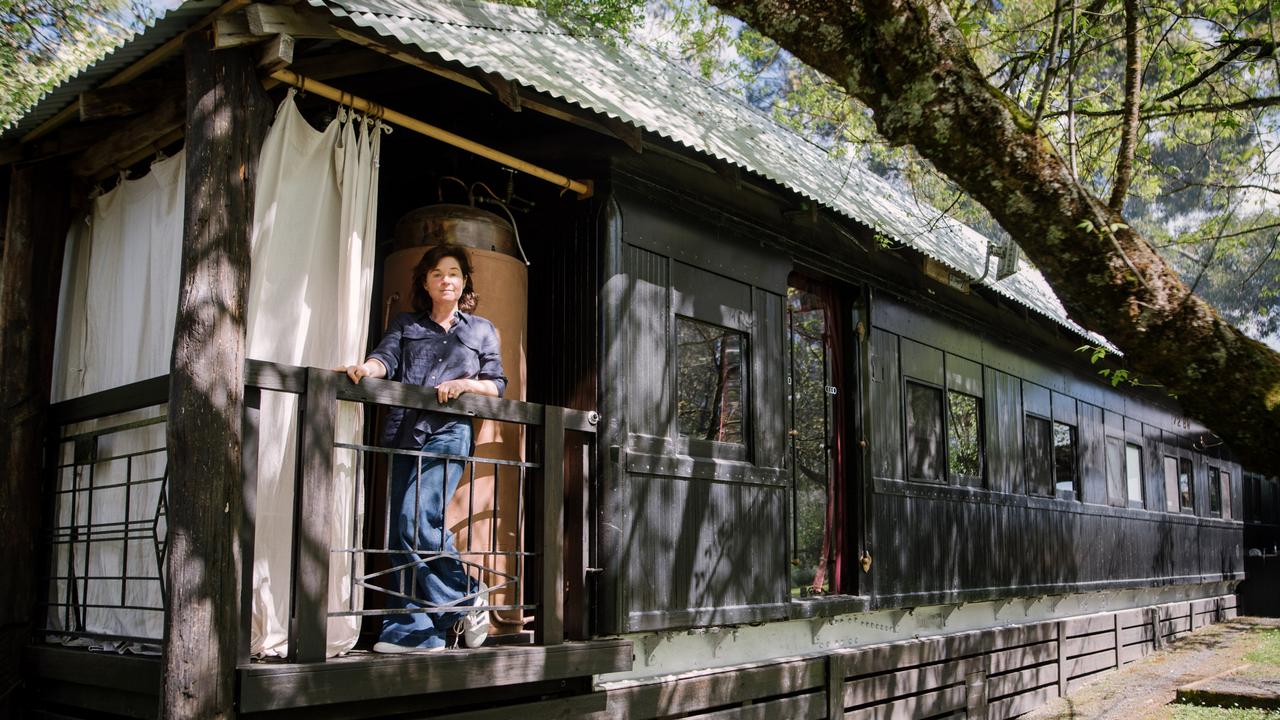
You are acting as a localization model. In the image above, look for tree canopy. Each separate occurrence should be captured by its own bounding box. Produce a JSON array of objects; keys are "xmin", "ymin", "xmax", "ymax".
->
[{"xmin": 0, "ymin": 0, "xmax": 152, "ymax": 129}]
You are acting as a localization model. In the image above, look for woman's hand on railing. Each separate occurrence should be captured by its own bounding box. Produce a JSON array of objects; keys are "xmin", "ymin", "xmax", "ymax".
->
[
  {"xmin": 435, "ymin": 378, "xmax": 499, "ymax": 404},
  {"xmin": 335, "ymin": 359, "xmax": 387, "ymax": 384}
]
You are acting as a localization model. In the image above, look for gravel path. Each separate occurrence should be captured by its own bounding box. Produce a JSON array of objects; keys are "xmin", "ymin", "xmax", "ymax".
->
[{"xmin": 1021, "ymin": 616, "xmax": 1280, "ymax": 720}]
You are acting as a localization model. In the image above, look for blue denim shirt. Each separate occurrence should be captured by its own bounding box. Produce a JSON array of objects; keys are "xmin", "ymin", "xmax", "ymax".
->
[{"xmin": 367, "ymin": 311, "xmax": 507, "ymax": 448}]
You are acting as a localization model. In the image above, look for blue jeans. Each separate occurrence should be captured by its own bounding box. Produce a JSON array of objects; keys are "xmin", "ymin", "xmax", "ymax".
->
[{"xmin": 379, "ymin": 421, "xmax": 477, "ymax": 648}]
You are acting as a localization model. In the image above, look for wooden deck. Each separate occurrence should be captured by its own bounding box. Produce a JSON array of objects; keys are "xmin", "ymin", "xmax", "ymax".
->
[{"xmin": 27, "ymin": 639, "xmax": 633, "ymax": 718}]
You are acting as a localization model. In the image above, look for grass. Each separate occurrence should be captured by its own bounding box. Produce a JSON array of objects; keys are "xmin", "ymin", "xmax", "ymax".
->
[{"xmin": 1244, "ymin": 629, "xmax": 1280, "ymax": 667}]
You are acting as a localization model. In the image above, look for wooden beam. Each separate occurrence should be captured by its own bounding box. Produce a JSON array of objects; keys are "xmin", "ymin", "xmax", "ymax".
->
[
  {"xmin": 79, "ymin": 77, "xmax": 182, "ymax": 121},
  {"xmin": 0, "ymin": 117, "xmax": 128, "ymax": 166},
  {"xmin": 256, "ymin": 33, "xmax": 294, "ymax": 74},
  {"xmin": 213, "ymin": 12, "xmax": 261, "ymax": 49},
  {"xmin": 245, "ymin": 3, "xmax": 337, "ymax": 39},
  {"xmin": 161, "ymin": 30, "xmax": 272, "ymax": 720},
  {"xmin": 90, "ymin": 127, "xmax": 185, "ymax": 184},
  {"xmin": 72, "ymin": 93, "xmax": 184, "ymax": 178},
  {"xmin": 21, "ymin": 0, "xmax": 253, "ymax": 143},
  {"xmin": 0, "ymin": 158, "xmax": 71, "ymax": 719},
  {"xmin": 475, "ymin": 70, "xmax": 522, "ymax": 112}
]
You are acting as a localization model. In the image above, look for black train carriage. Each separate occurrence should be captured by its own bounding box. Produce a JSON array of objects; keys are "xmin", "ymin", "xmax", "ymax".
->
[{"xmin": 0, "ymin": 0, "xmax": 1265, "ymax": 718}]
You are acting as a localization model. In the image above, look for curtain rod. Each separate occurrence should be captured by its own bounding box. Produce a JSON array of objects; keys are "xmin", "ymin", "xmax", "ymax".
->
[{"xmin": 270, "ymin": 69, "xmax": 593, "ymax": 199}]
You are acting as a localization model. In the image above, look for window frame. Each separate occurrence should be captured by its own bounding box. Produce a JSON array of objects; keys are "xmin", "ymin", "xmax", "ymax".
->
[
  {"xmin": 904, "ymin": 378, "xmax": 946, "ymax": 484},
  {"xmin": 945, "ymin": 388, "xmax": 984, "ymax": 487},
  {"xmin": 1162, "ymin": 455, "xmax": 1181, "ymax": 513},
  {"xmin": 1178, "ymin": 456, "xmax": 1196, "ymax": 514},
  {"xmin": 1104, "ymin": 434, "xmax": 1128, "ymax": 508},
  {"xmin": 1052, "ymin": 421, "xmax": 1080, "ymax": 499},
  {"xmin": 1125, "ymin": 442, "xmax": 1145, "ymax": 510},
  {"xmin": 673, "ymin": 313, "xmax": 752, "ymax": 462},
  {"xmin": 1024, "ymin": 412, "xmax": 1055, "ymax": 497},
  {"xmin": 1208, "ymin": 465, "xmax": 1224, "ymax": 517}
]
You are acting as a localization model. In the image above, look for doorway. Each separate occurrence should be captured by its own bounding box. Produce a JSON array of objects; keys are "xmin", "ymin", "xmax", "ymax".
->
[{"xmin": 786, "ymin": 274, "xmax": 852, "ymax": 596}]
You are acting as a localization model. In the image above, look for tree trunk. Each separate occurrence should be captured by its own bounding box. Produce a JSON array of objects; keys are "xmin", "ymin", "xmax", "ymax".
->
[
  {"xmin": 0, "ymin": 159, "xmax": 70, "ymax": 716},
  {"xmin": 708, "ymin": 0, "xmax": 1280, "ymax": 474},
  {"xmin": 161, "ymin": 33, "xmax": 270, "ymax": 720}
]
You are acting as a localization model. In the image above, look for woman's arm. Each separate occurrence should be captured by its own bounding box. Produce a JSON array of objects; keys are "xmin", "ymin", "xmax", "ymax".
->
[{"xmin": 336, "ymin": 358, "xmax": 387, "ymax": 384}]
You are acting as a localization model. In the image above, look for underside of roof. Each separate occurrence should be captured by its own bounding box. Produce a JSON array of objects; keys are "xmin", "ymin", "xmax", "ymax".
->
[{"xmin": 7, "ymin": 0, "xmax": 1106, "ymax": 345}]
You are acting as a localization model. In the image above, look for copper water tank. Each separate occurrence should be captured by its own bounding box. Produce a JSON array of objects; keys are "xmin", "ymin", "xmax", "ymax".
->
[{"xmin": 385, "ymin": 203, "xmax": 528, "ymax": 637}]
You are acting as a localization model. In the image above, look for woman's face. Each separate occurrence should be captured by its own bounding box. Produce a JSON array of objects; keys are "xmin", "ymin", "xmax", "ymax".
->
[{"xmin": 424, "ymin": 256, "xmax": 465, "ymax": 309}]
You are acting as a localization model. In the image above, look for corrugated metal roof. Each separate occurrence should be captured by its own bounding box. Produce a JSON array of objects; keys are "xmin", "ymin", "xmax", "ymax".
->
[
  {"xmin": 309, "ymin": 0, "xmax": 1101, "ymax": 342},
  {"xmin": 0, "ymin": 0, "xmax": 222, "ymax": 141},
  {"xmin": 4, "ymin": 0, "xmax": 1103, "ymax": 344}
]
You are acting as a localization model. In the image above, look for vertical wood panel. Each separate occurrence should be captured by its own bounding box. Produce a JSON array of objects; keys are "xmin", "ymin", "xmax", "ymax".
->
[
  {"xmin": 623, "ymin": 244, "xmax": 670, "ymax": 441},
  {"xmin": 985, "ymin": 368, "xmax": 1024, "ymax": 494},
  {"xmin": 868, "ymin": 329, "xmax": 902, "ymax": 481},
  {"xmin": 1077, "ymin": 403, "xmax": 1106, "ymax": 504},
  {"xmin": 753, "ymin": 288, "xmax": 785, "ymax": 469}
]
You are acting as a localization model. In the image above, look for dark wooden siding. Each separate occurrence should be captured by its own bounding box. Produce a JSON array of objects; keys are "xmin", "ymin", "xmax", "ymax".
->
[
  {"xmin": 866, "ymin": 297, "xmax": 1244, "ymax": 608},
  {"xmin": 599, "ymin": 184, "xmax": 790, "ymax": 633}
]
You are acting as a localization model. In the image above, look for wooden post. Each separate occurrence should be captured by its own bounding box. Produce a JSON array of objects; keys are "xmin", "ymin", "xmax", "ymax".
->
[
  {"xmin": 826, "ymin": 652, "xmax": 846, "ymax": 720},
  {"xmin": 1056, "ymin": 620, "xmax": 1068, "ymax": 697},
  {"xmin": 537, "ymin": 406, "xmax": 565, "ymax": 646},
  {"xmin": 0, "ymin": 159, "xmax": 70, "ymax": 717},
  {"xmin": 161, "ymin": 32, "xmax": 269, "ymax": 720},
  {"xmin": 1114, "ymin": 613, "xmax": 1123, "ymax": 668},
  {"xmin": 288, "ymin": 368, "xmax": 337, "ymax": 663}
]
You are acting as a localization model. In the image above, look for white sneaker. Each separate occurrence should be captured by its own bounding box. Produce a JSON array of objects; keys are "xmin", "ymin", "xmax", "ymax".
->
[
  {"xmin": 460, "ymin": 582, "xmax": 490, "ymax": 648},
  {"xmin": 372, "ymin": 640, "xmax": 446, "ymax": 654}
]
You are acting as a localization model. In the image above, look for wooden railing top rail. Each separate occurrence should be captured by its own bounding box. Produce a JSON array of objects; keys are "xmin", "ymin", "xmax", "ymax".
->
[
  {"xmin": 49, "ymin": 359, "xmax": 600, "ymax": 433},
  {"xmin": 47, "ymin": 375, "xmax": 169, "ymax": 425}
]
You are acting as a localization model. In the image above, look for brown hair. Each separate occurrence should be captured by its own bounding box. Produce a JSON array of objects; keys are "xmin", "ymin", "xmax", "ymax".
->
[{"xmin": 411, "ymin": 244, "xmax": 478, "ymax": 314}]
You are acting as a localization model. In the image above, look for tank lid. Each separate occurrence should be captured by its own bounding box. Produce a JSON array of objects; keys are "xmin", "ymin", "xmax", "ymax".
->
[{"xmin": 392, "ymin": 203, "xmax": 517, "ymax": 257}]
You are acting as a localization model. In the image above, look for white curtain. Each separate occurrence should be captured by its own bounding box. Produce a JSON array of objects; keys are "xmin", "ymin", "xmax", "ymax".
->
[
  {"xmin": 48, "ymin": 152, "xmax": 186, "ymax": 648},
  {"xmin": 247, "ymin": 91, "xmax": 382, "ymax": 657}
]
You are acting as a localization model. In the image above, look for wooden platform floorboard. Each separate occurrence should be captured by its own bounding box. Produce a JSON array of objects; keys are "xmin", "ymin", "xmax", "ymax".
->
[{"xmin": 238, "ymin": 639, "xmax": 634, "ymax": 712}]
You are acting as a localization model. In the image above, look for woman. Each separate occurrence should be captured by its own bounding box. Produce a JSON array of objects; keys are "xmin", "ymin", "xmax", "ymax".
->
[{"xmin": 339, "ymin": 244, "xmax": 506, "ymax": 653}]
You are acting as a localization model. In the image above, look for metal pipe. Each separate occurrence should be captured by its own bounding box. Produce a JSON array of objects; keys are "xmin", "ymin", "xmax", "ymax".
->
[{"xmin": 269, "ymin": 69, "xmax": 594, "ymax": 198}]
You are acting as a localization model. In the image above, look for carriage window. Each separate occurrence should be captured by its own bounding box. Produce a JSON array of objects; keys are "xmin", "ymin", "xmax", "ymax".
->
[
  {"xmin": 1209, "ymin": 466, "xmax": 1223, "ymax": 516},
  {"xmin": 1025, "ymin": 415, "xmax": 1053, "ymax": 496},
  {"xmin": 1163, "ymin": 456, "xmax": 1180, "ymax": 512},
  {"xmin": 1179, "ymin": 457, "xmax": 1195, "ymax": 511},
  {"xmin": 1126, "ymin": 443, "xmax": 1144, "ymax": 508},
  {"xmin": 1221, "ymin": 470, "xmax": 1232, "ymax": 519},
  {"xmin": 676, "ymin": 316, "xmax": 747, "ymax": 445},
  {"xmin": 946, "ymin": 391, "xmax": 982, "ymax": 486},
  {"xmin": 906, "ymin": 381, "xmax": 944, "ymax": 483},
  {"xmin": 1053, "ymin": 422, "xmax": 1078, "ymax": 495},
  {"xmin": 1105, "ymin": 437, "xmax": 1127, "ymax": 506}
]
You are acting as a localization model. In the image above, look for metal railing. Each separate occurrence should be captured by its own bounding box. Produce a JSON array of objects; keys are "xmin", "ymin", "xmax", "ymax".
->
[
  {"xmin": 39, "ymin": 361, "xmax": 596, "ymax": 664},
  {"xmin": 40, "ymin": 376, "xmax": 171, "ymax": 649}
]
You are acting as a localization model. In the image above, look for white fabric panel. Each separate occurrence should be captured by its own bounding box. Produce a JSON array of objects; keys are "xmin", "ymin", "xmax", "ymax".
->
[
  {"xmin": 247, "ymin": 92, "xmax": 381, "ymax": 657},
  {"xmin": 52, "ymin": 153, "xmax": 185, "ymax": 401},
  {"xmin": 47, "ymin": 152, "xmax": 185, "ymax": 648}
]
